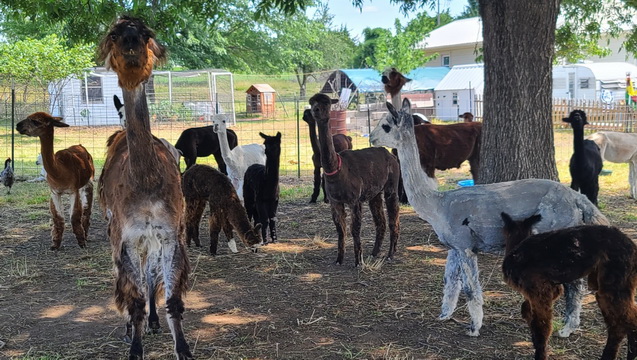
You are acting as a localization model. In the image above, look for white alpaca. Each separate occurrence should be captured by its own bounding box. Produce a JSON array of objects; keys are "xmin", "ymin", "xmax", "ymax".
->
[
  {"xmin": 212, "ymin": 114, "xmax": 266, "ymax": 200},
  {"xmin": 587, "ymin": 131, "xmax": 637, "ymax": 198},
  {"xmin": 27, "ymin": 154, "xmax": 47, "ymax": 182},
  {"xmin": 370, "ymin": 99, "xmax": 609, "ymax": 337}
]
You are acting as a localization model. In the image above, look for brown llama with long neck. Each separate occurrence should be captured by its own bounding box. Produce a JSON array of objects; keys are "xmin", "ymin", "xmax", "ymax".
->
[
  {"xmin": 182, "ymin": 164, "xmax": 262, "ymax": 255},
  {"xmin": 16, "ymin": 112, "xmax": 94, "ymax": 250},
  {"xmin": 309, "ymin": 93, "xmax": 400, "ymax": 266},
  {"xmin": 302, "ymin": 109, "xmax": 352, "ymax": 203},
  {"xmin": 97, "ymin": 16, "xmax": 192, "ymax": 359},
  {"xmin": 501, "ymin": 212, "xmax": 637, "ymax": 360}
]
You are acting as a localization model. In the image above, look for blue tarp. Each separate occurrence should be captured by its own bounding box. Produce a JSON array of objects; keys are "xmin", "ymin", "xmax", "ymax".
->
[
  {"xmin": 339, "ymin": 69, "xmax": 384, "ymax": 93},
  {"xmin": 404, "ymin": 67, "xmax": 451, "ymax": 91},
  {"xmin": 321, "ymin": 67, "xmax": 451, "ymax": 94}
]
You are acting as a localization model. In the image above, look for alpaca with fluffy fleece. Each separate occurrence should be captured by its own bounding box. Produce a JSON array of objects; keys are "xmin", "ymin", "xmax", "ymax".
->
[{"xmin": 501, "ymin": 212, "xmax": 637, "ymax": 360}]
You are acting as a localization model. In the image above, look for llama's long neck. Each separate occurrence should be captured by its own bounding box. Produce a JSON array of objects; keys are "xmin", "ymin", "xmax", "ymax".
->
[
  {"xmin": 123, "ymin": 84, "xmax": 161, "ymax": 187},
  {"xmin": 391, "ymin": 92, "xmax": 402, "ymax": 110},
  {"xmin": 316, "ymin": 118, "xmax": 339, "ymax": 175},
  {"xmin": 38, "ymin": 129, "xmax": 61, "ymax": 180},
  {"xmin": 216, "ymin": 125, "xmax": 233, "ymax": 163},
  {"xmin": 395, "ymin": 128, "xmax": 443, "ymax": 223},
  {"xmin": 306, "ymin": 121, "xmax": 321, "ymax": 157},
  {"xmin": 263, "ymin": 147, "xmax": 280, "ymax": 193},
  {"xmin": 572, "ymin": 122, "xmax": 585, "ymax": 155}
]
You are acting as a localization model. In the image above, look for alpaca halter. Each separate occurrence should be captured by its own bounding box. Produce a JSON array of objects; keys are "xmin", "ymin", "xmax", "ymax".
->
[{"xmin": 324, "ymin": 154, "xmax": 342, "ymax": 176}]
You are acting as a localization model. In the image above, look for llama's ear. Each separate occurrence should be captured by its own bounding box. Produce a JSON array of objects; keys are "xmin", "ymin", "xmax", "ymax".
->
[
  {"xmin": 524, "ymin": 214, "xmax": 542, "ymax": 228},
  {"xmin": 402, "ymin": 98, "xmax": 412, "ymax": 114},
  {"xmin": 276, "ymin": 131, "xmax": 282, "ymax": 139},
  {"xmin": 148, "ymin": 38, "xmax": 167, "ymax": 65},
  {"xmin": 405, "ymin": 76, "xmax": 412, "ymax": 83},
  {"xmin": 113, "ymin": 95, "xmax": 123, "ymax": 110},
  {"xmin": 386, "ymin": 102, "xmax": 398, "ymax": 118},
  {"xmin": 51, "ymin": 117, "xmax": 69, "ymax": 127},
  {"xmin": 259, "ymin": 132, "xmax": 267, "ymax": 139},
  {"xmin": 500, "ymin": 212, "xmax": 515, "ymax": 229},
  {"xmin": 562, "ymin": 117, "xmax": 571, "ymax": 124}
]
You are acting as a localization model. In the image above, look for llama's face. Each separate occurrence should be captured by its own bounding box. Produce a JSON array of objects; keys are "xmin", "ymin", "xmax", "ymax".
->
[
  {"xmin": 309, "ymin": 93, "xmax": 333, "ymax": 124},
  {"xmin": 16, "ymin": 112, "xmax": 69, "ymax": 137},
  {"xmin": 244, "ymin": 223, "xmax": 263, "ymax": 248},
  {"xmin": 381, "ymin": 67, "xmax": 411, "ymax": 96},
  {"xmin": 98, "ymin": 16, "xmax": 166, "ymax": 90},
  {"xmin": 211, "ymin": 114, "xmax": 229, "ymax": 133},
  {"xmin": 369, "ymin": 99, "xmax": 413, "ymax": 148},
  {"xmin": 260, "ymin": 132, "xmax": 282, "ymax": 159},
  {"xmin": 500, "ymin": 212, "xmax": 542, "ymax": 252},
  {"xmin": 562, "ymin": 109, "xmax": 588, "ymax": 127}
]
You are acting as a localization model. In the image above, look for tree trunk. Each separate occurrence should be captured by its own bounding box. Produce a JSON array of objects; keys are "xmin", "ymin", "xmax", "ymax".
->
[
  {"xmin": 477, "ymin": 0, "xmax": 560, "ymax": 184},
  {"xmin": 296, "ymin": 70, "xmax": 307, "ymax": 99}
]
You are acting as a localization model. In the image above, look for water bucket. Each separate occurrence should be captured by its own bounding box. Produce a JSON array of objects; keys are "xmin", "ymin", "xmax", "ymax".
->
[
  {"xmin": 329, "ymin": 110, "xmax": 347, "ymax": 135},
  {"xmin": 457, "ymin": 179, "xmax": 474, "ymax": 187}
]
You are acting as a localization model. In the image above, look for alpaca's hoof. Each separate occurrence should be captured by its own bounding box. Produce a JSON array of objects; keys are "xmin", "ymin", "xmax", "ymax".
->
[
  {"xmin": 50, "ymin": 245, "xmax": 60, "ymax": 251},
  {"xmin": 309, "ymin": 199, "xmax": 317, "ymax": 204},
  {"xmin": 437, "ymin": 313, "xmax": 452, "ymax": 321},
  {"xmin": 227, "ymin": 239, "xmax": 238, "ymax": 253},
  {"xmin": 177, "ymin": 350, "xmax": 194, "ymax": 360},
  {"xmin": 147, "ymin": 321, "xmax": 161, "ymax": 334},
  {"xmin": 78, "ymin": 243, "xmax": 86, "ymax": 249},
  {"xmin": 333, "ymin": 260, "xmax": 342, "ymax": 266},
  {"xmin": 122, "ymin": 334, "xmax": 133, "ymax": 344},
  {"xmin": 466, "ymin": 328, "xmax": 480, "ymax": 337},
  {"xmin": 557, "ymin": 327, "xmax": 575, "ymax": 338}
]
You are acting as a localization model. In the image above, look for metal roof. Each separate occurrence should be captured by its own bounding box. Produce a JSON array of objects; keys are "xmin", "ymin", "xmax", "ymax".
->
[
  {"xmin": 567, "ymin": 62, "xmax": 637, "ymax": 82},
  {"xmin": 434, "ymin": 64, "xmax": 484, "ymax": 93},
  {"xmin": 416, "ymin": 17, "xmax": 483, "ymax": 50},
  {"xmin": 403, "ymin": 67, "xmax": 451, "ymax": 91}
]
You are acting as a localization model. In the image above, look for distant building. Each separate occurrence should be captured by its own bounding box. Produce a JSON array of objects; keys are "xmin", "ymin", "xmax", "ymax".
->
[{"xmin": 246, "ymin": 84, "xmax": 276, "ymax": 116}]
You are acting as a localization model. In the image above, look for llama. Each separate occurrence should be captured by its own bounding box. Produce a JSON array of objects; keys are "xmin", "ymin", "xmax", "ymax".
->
[
  {"xmin": 212, "ymin": 114, "xmax": 266, "ymax": 200},
  {"xmin": 97, "ymin": 16, "xmax": 192, "ymax": 359},
  {"xmin": 182, "ymin": 164, "xmax": 262, "ymax": 255},
  {"xmin": 500, "ymin": 212, "xmax": 637, "ymax": 360},
  {"xmin": 114, "ymin": 95, "xmax": 182, "ymax": 165},
  {"xmin": 563, "ymin": 110, "xmax": 603, "ymax": 206},
  {"xmin": 1, "ymin": 157, "xmax": 14, "ymax": 194},
  {"xmin": 243, "ymin": 132, "xmax": 282, "ymax": 244},
  {"xmin": 16, "ymin": 113, "xmax": 94, "ymax": 250},
  {"xmin": 459, "ymin": 112, "xmax": 474, "ymax": 122},
  {"xmin": 310, "ymin": 93, "xmax": 401, "ymax": 266},
  {"xmin": 302, "ymin": 108, "xmax": 352, "ymax": 203},
  {"xmin": 586, "ymin": 131, "xmax": 637, "ymax": 199},
  {"xmin": 369, "ymin": 99, "xmax": 609, "ymax": 336},
  {"xmin": 381, "ymin": 67, "xmax": 429, "ymax": 125},
  {"xmin": 175, "ymin": 124, "xmax": 238, "ymax": 173}
]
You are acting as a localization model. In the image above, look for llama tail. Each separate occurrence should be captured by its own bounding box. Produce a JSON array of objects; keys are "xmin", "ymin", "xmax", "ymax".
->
[{"xmin": 577, "ymin": 196, "xmax": 610, "ymax": 226}]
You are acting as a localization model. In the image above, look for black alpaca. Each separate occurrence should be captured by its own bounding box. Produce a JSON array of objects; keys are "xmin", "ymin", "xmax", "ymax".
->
[
  {"xmin": 302, "ymin": 109, "xmax": 352, "ymax": 203},
  {"xmin": 563, "ymin": 109, "xmax": 603, "ymax": 206},
  {"xmin": 174, "ymin": 125, "xmax": 239, "ymax": 173},
  {"xmin": 501, "ymin": 212, "xmax": 637, "ymax": 360},
  {"xmin": 243, "ymin": 132, "xmax": 281, "ymax": 244}
]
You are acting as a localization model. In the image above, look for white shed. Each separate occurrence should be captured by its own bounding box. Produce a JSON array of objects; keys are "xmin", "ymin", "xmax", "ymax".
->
[
  {"xmin": 433, "ymin": 64, "xmax": 484, "ymax": 121},
  {"xmin": 552, "ymin": 62, "xmax": 637, "ymax": 103}
]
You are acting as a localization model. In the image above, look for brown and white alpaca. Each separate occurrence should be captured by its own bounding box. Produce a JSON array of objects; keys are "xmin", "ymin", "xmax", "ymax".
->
[
  {"xmin": 586, "ymin": 131, "xmax": 637, "ymax": 199},
  {"xmin": 16, "ymin": 113, "xmax": 94, "ymax": 250},
  {"xmin": 97, "ymin": 16, "xmax": 192, "ymax": 359},
  {"xmin": 309, "ymin": 93, "xmax": 400, "ymax": 266},
  {"xmin": 302, "ymin": 109, "xmax": 352, "ymax": 203},
  {"xmin": 501, "ymin": 212, "xmax": 637, "ymax": 360},
  {"xmin": 370, "ymin": 99, "xmax": 608, "ymax": 337},
  {"xmin": 182, "ymin": 164, "xmax": 262, "ymax": 255}
]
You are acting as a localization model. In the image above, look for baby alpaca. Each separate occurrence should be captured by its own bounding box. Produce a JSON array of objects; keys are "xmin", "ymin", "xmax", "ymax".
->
[{"xmin": 501, "ymin": 212, "xmax": 637, "ymax": 360}]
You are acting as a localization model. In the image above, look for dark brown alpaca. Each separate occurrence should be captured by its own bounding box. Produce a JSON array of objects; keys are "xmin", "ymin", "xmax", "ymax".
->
[
  {"xmin": 182, "ymin": 164, "xmax": 262, "ymax": 255},
  {"xmin": 309, "ymin": 93, "xmax": 400, "ymax": 266},
  {"xmin": 16, "ymin": 112, "xmax": 94, "ymax": 250},
  {"xmin": 97, "ymin": 16, "xmax": 192, "ymax": 359},
  {"xmin": 302, "ymin": 109, "xmax": 352, "ymax": 203},
  {"xmin": 501, "ymin": 212, "xmax": 637, "ymax": 360},
  {"xmin": 459, "ymin": 112, "xmax": 474, "ymax": 122}
]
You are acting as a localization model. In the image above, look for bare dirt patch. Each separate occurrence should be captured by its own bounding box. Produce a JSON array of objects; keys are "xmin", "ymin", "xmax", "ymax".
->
[{"xmin": 1, "ymin": 177, "xmax": 636, "ymax": 359}]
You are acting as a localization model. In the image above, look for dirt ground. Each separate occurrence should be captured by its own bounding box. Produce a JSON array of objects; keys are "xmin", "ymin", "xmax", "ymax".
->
[{"xmin": 1, "ymin": 176, "xmax": 637, "ymax": 360}]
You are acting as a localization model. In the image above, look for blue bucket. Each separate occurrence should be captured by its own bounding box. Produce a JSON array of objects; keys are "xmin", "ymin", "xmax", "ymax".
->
[{"xmin": 457, "ymin": 179, "xmax": 474, "ymax": 187}]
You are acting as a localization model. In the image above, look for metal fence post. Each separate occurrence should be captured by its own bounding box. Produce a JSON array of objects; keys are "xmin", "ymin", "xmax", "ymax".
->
[
  {"xmin": 11, "ymin": 87, "xmax": 15, "ymax": 171},
  {"xmin": 296, "ymin": 96, "xmax": 301, "ymax": 178}
]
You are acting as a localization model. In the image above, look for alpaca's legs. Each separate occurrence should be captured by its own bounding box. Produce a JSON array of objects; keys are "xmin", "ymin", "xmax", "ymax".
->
[
  {"xmin": 161, "ymin": 239, "xmax": 192, "ymax": 359},
  {"xmin": 256, "ymin": 202, "xmax": 270, "ymax": 243},
  {"xmin": 49, "ymin": 191, "xmax": 65, "ymax": 250},
  {"xmin": 69, "ymin": 191, "xmax": 87, "ymax": 248},
  {"xmin": 321, "ymin": 175, "xmax": 329, "ymax": 203},
  {"xmin": 384, "ymin": 185, "xmax": 400, "ymax": 260},
  {"xmin": 350, "ymin": 202, "xmax": 363, "ymax": 267},
  {"xmin": 116, "ymin": 245, "xmax": 146, "ymax": 359},
  {"xmin": 208, "ymin": 209, "xmax": 223, "ymax": 255},
  {"xmin": 368, "ymin": 193, "xmax": 386, "ymax": 258},
  {"xmin": 558, "ymin": 278, "xmax": 584, "ymax": 337},
  {"xmin": 81, "ymin": 182, "xmax": 93, "ymax": 240},
  {"xmin": 185, "ymin": 199, "xmax": 206, "ymax": 247},
  {"xmin": 629, "ymin": 161, "xmax": 637, "ymax": 199},
  {"xmin": 526, "ymin": 293, "xmax": 556, "ymax": 360},
  {"xmin": 267, "ymin": 200, "xmax": 279, "ymax": 243},
  {"xmin": 330, "ymin": 202, "xmax": 347, "ymax": 265},
  {"xmin": 221, "ymin": 218, "xmax": 238, "ymax": 253},
  {"xmin": 439, "ymin": 249, "xmax": 462, "ymax": 321},
  {"xmin": 145, "ymin": 254, "xmax": 161, "ymax": 334},
  {"xmin": 460, "ymin": 249, "xmax": 483, "ymax": 336},
  {"xmin": 310, "ymin": 162, "xmax": 321, "ymax": 203}
]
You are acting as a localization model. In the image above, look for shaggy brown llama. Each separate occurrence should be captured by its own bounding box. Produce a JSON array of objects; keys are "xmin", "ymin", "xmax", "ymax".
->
[
  {"xmin": 97, "ymin": 16, "xmax": 192, "ymax": 359},
  {"xmin": 302, "ymin": 109, "xmax": 352, "ymax": 203},
  {"xmin": 309, "ymin": 93, "xmax": 400, "ymax": 266},
  {"xmin": 501, "ymin": 212, "xmax": 637, "ymax": 360},
  {"xmin": 182, "ymin": 164, "xmax": 262, "ymax": 255},
  {"xmin": 16, "ymin": 112, "xmax": 94, "ymax": 250}
]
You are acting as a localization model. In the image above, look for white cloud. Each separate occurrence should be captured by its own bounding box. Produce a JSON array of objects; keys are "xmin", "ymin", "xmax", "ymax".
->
[{"xmin": 361, "ymin": 6, "xmax": 378, "ymax": 13}]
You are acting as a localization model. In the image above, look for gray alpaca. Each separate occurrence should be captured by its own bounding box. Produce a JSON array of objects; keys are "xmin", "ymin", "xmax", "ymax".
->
[{"xmin": 369, "ymin": 99, "xmax": 609, "ymax": 337}]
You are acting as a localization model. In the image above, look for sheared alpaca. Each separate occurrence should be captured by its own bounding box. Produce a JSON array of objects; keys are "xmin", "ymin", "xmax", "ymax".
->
[
  {"xmin": 175, "ymin": 124, "xmax": 238, "ymax": 173},
  {"xmin": 243, "ymin": 132, "xmax": 281, "ymax": 244},
  {"xmin": 16, "ymin": 113, "xmax": 94, "ymax": 250},
  {"xmin": 97, "ymin": 16, "xmax": 192, "ymax": 359},
  {"xmin": 182, "ymin": 164, "xmax": 262, "ymax": 255},
  {"xmin": 302, "ymin": 109, "xmax": 352, "ymax": 203},
  {"xmin": 310, "ymin": 93, "xmax": 400, "ymax": 266},
  {"xmin": 501, "ymin": 212, "xmax": 637, "ymax": 360},
  {"xmin": 587, "ymin": 131, "xmax": 637, "ymax": 199},
  {"xmin": 212, "ymin": 114, "xmax": 266, "ymax": 200},
  {"xmin": 563, "ymin": 110, "xmax": 603, "ymax": 206},
  {"xmin": 369, "ymin": 99, "xmax": 609, "ymax": 336}
]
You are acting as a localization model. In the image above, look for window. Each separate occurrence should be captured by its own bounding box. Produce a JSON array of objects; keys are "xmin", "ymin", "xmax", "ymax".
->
[
  {"xmin": 452, "ymin": 92, "xmax": 458, "ymax": 105},
  {"xmin": 81, "ymin": 75, "xmax": 103, "ymax": 104},
  {"xmin": 579, "ymin": 78, "xmax": 590, "ymax": 89},
  {"xmin": 443, "ymin": 55, "xmax": 450, "ymax": 67},
  {"xmin": 264, "ymin": 93, "xmax": 273, "ymax": 104}
]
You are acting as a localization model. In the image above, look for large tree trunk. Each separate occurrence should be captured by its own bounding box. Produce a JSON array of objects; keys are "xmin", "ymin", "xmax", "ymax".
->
[{"xmin": 477, "ymin": 0, "xmax": 560, "ymax": 184}]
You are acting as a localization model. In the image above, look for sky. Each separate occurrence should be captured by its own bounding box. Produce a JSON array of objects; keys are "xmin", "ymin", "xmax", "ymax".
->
[{"xmin": 312, "ymin": 0, "xmax": 469, "ymax": 41}]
